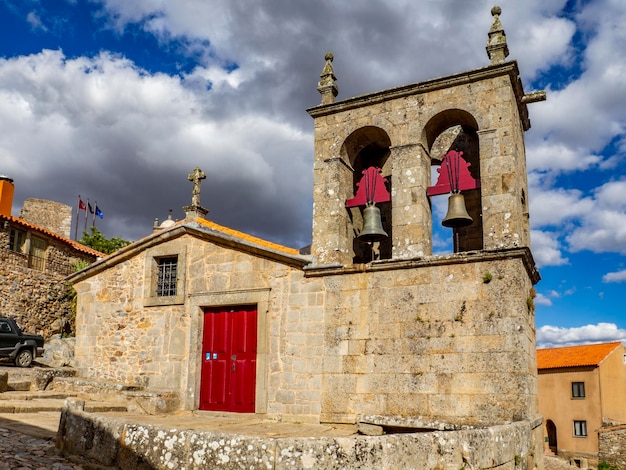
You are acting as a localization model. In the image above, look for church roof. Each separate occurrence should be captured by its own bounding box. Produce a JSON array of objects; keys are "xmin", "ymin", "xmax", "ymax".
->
[
  {"xmin": 193, "ymin": 218, "xmax": 300, "ymax": 256},
  {"xmin": 67, "ymin": 215, "xmax": 309, "ymax": 283},
  {"xmin": 537, "ymin": 342, "xmax": 622, "ymax": 370},
  {"xmin": 0, "ymin": 213, "xmax": 105, "ymax": 258}
]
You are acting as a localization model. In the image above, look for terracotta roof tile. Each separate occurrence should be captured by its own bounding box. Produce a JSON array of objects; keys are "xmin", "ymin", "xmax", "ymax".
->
[
  {"xmin": 0, "ymin": 214, "xmax": 106, "ymax": 258},
  {"xmin": 537, "ymin": 342, "xmax": 622, "ymax": 370},
  {"xmin": 195, "ymin": 218, "xmax": 300, "ymax": 255}
]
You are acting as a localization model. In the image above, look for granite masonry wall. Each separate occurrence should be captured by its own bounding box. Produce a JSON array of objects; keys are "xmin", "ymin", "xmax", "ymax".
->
[
  {"xmin": 599, "ymin": 425, "xmax": 626, "ymax": 469},
  {"xmin": 0, "ymin": 226, "xmax": 97, "ymax": 337},
  {"xmin": 19, "ymin": 198, "xmax": 73, "ymax": 239}
]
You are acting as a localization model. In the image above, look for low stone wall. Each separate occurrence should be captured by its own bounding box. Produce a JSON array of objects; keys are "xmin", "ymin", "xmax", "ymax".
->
[
  {"xmin": 599, "ymin": 425, "xmax": 626, "ymax": 469},
  {"xmin": 57, "ymin": 399, "xmax": 544, "ymax": 469}
]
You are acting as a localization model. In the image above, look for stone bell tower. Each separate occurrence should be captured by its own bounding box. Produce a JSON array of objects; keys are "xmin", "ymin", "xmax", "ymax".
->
[
  {"xmin": 305, "ymin": 7, "xmax": 546, "ymax": 467},
  {"xmin": 308, "ymin": 6, "xmax": 545, "ymax": 266}
]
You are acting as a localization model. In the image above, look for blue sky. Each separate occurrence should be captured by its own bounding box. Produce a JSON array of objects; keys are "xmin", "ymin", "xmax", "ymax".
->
[{"xmin": 0, "ymin": 0, "xmax": 625, "ymax": 347}]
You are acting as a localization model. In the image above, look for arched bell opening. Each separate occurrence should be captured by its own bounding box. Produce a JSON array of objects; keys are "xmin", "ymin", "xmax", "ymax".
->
[
  {"xmin": 341, "ymin": 126, "xmax": 392, "ymax": 263},
  {"xmin": 424, "ymin": 110, "xmax": 483, "ymax": 254}
]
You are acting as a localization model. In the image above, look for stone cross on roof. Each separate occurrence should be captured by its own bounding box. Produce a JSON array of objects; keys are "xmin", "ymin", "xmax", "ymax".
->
[
  {"xmin": 183, "ymin": 167, "xmax": 209, "ymax": 220},
  {"xmin": 188, "ymin": 167, "xmax": 206, "ymax": 207}
]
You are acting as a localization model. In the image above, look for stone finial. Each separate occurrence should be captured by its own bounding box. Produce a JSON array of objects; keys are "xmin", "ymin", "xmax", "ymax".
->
[
  {"xmin": 317, "ymin": 52, "xmax": 338, "ymax": 105},
  {"xmin": 183, "ymin": 167, "xmax": 209, "ymax": 220},
  {"xmin": 486, "ymin": 5, "xmax": 509, "ymax": 64}
]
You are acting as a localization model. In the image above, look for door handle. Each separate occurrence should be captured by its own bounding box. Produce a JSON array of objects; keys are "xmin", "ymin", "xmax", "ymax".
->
[{"xmin": 231, "ymin": 355, "xmax": 237, "ymax": 372}]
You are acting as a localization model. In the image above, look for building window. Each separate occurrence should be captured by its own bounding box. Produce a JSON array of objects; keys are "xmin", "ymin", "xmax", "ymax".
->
[
  {"xmin": 8, "ymin": 228, "xmax": 25, "ymax": 252},
  {"xmin": 572, "ymin": 382, "xmax": 585, "ymax": 398},
  {"xmin": 573, "ymin": 420, "xmax": 587, "ymax": 437},
  {"xmin": 28, "ymin": 236, "xmax": 47, "ymax": 271},
  {"xmin": 157, "ymin": 256, "xmax": 178, "ymax": 296}
]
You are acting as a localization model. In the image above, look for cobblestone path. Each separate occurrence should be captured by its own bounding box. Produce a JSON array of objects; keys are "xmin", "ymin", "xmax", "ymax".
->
[{"xmin": 0, "ymin": 427, "xmax": 87, "ymax": 470}]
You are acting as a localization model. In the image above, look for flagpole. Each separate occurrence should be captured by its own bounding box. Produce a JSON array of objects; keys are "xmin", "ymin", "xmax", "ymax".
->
[
  {"xmin": 75, "ymin": 195, "xmax": 81, "ymax": 240},
  {"xmin": 93, "ymin": 201, "xmax": 98, "ymax": 228},
  {"xmin": 84, "ymin": 198, "xmax": 89, "ymax": 234}
]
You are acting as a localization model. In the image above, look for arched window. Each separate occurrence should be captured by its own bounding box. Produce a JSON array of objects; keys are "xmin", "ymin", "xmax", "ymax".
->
[
  {"xmin": 341, "ymin": 127, "xmax": 392, "ymax": 263},
  {"xmin": 424, "ymin": 111, "xmax": 482, "ymax": 253}
]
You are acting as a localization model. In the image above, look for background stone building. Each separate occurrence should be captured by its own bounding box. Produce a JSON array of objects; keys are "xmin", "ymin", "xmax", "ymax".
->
[
  {"xmin": 0, "ymin": 176, "xmax": 102, "ymax": 337},
  {"xmin": 69, "ymin": 8, "xmax": 546, "ymax": 468},
  {"xmin": 538, "ymin": 341, "xmax": 626, "ymax": 467}
]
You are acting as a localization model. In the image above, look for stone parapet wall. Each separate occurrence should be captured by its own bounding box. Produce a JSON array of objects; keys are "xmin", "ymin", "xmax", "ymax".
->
[
  {"xmin": 57, "ymin": 398, "xmax": 544, "ymax": 470},
  {"xmin": 599, "ymin": 425, "xmax": 626, "ymax": 469}
]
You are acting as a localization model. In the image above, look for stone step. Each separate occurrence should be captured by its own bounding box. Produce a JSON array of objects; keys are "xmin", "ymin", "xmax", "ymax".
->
[
  {"xmin": 7, "ymin": 381, "xmax": 31, "ymax": 391},
  {"xmin": 50, "ymin": 377, "xmax": 179, "ymax": 414},
  {"xmin": 0, "ymin": 390, "xmax": 74, "ymax": 400},
  {"xmin": 0, "ymin": 395, "xmax": 128, "ymax": 413}
]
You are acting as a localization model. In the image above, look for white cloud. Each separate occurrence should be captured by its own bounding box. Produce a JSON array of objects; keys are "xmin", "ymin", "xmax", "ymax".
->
[
  {"xmin": 531, "ymin": 230, "xmax": 568, "ymax": 267},
  {"xmin": 566, "ymin": 180, "xmax": 626, "ymax": 254},
  {"xmin": 26, "ymin": 11, "xmax": 46, "ymax": 31},
  {"xmin": 534, "ymin": 293, "xmax": 552, "ymax": 306},
  {"xmin": 0, "ymin": 50, "xmax": 313, "ymax": 244},
  {"xmin": 529, "ymin": 186, "xmax": 594, "ymax": 228},
  {"xmin": 603, "ymin": 270, "xmax": 626, "ymax": 283},
  {"xmin": 537, "ymin": 322, "xmax": 626, "ymax": 348}
]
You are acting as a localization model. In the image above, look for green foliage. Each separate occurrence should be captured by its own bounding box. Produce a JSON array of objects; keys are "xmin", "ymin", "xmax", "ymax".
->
[
  {"xmin": 598, "ymin": 462, "xmax": 619, "ymax": 470},
  {"xmin": 482, "ymin": 273, "xmax": 493, "ymax": 283},
  {"xmin": 73, "ymin": 258, "xmax": 91, "ymax": 271},
  {"xmin": 79, "ymin": 226, "xmax": 131, "ymax": 255}
]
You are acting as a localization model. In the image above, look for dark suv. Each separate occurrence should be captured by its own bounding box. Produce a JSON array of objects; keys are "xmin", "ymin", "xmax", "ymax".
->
[{"xmin": 0, "ymin": 317, "xmax": 45, "ymax": 367}]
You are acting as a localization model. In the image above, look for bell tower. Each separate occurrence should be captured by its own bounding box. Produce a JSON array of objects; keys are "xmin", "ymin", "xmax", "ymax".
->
[
  {"xmin": 305, "ymin": 9, "xmax": 546, "ymax": 465},
  {"xmin": 308, "ymin": 6, "xmax": 545, "ymax": 267}
]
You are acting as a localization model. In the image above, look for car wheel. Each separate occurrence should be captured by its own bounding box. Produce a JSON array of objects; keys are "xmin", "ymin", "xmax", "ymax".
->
[{"xmin": 15, "ymin": 349, "xmax": 33, "ymax": 368}]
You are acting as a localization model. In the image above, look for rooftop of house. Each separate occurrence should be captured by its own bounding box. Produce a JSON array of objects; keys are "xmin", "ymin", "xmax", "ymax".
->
[
  {"xmin": 0, "ymin": 213, "xmax": 105, "ymax": 258},
  {"xmin": 537, "ymin": 341, "xmax": 623, "ymax": 370}
]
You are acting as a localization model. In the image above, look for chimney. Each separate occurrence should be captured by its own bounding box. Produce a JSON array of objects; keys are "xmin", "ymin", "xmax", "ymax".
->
[{"xmin": 0, "ymin": 176, "xmax": 14, "ymax": 217}]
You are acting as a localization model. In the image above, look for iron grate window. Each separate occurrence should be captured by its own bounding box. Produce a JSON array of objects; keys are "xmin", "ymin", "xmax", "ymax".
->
[
  {"xmin": 157, "ymin": 256, "xmax": 178, "ymax": 297},
  {"xmin": 573, "ymin": 420, "xmax": 587, "ymax": 437},
  {"xmin": 572, "ymin": 382, "xmax": 585, "ymax": 398},
  {"xmin": 28, "ymin": 236, "xmax": 47, "ymax": 271}
]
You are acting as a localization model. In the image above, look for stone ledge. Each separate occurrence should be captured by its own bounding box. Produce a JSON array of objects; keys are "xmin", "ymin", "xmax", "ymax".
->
[
  {"xmin": 57, "ymin": 402, "xmax": 542, "ymax": 470},
  {"xmin": 305, "ymin": 247, "xmax": 540, "ymax": 284}
]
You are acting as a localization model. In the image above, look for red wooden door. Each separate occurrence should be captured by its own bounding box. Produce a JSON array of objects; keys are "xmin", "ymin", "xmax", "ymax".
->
[{"xmin": 199, "ymin": 306, "xmax": 257, "ymax": 412}]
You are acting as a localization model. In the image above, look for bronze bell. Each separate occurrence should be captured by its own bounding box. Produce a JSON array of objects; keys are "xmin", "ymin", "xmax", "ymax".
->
[
  {"xmin": 358, "ymin": 204, "xmax": 388, "ymax": 242},
  {"xmin": 442, "ymin": 193, "xmax": 473, "ymax": 228}
]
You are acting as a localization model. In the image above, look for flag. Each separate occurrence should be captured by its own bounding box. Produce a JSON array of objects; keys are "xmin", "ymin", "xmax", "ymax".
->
[
  {"xmin": 88, "ymin": 203, "xmax": 94, "ymax": 214},
  {"xmin": 95, "ymin": 206, "xmax": 103, "ymax": 219},
  {"xmin": 78, "ymin": 198, "xmax": 86, "ymax": 211}
]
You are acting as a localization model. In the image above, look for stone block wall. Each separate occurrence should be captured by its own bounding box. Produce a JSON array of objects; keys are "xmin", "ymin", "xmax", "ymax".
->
[
  {"xmin": 74, "ymin": 229, "xmax": 539, "ymax": 431},
  {"xmin": 19, "ymin": 198, "xmax": 73, "ymax": 238},
  {"xmin": 599, "ymin": 425, "xmax": 626, "ymax": 469},
  {"xmin": 312, "ymin": 249, "xmax": 538, "ymax": 427},
  {"xmin": 0, "ymin": 225, "xmax": 98, "ymax": 337}
]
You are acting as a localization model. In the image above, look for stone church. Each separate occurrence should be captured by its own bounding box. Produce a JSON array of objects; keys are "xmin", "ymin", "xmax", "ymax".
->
[{"xmin": 69, "ymin": 7, "xmax": 546, "ymax": 468}]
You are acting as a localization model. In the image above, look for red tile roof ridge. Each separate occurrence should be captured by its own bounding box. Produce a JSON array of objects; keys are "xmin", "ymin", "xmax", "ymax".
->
[
  {"xmin": 537, "ymin": 341, "xmax": 623, "ymax": 370},
  {"xmin": 0, "ymin": 214, "xmax": 105, "ymax": 257},
  {"xmin": 194, "ymin": 218, "xmax": 300, "ymax": 255}
]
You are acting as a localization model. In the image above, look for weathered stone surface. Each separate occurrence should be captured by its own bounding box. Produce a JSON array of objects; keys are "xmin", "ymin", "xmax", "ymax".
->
[
  {"xmin": 599, "ymin": 425, "xmax": 626, "ymax": 469},
  {"xmin": 57, "ymin": 406, "xmax": 544, "ymax": 470},
  {"xmin": 0, "ymin": 371, "xmax": 7, "ymax": 392},
  {"xmin": 39, "ymin": 335, "xmax": 76, "ymax": 368}
]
